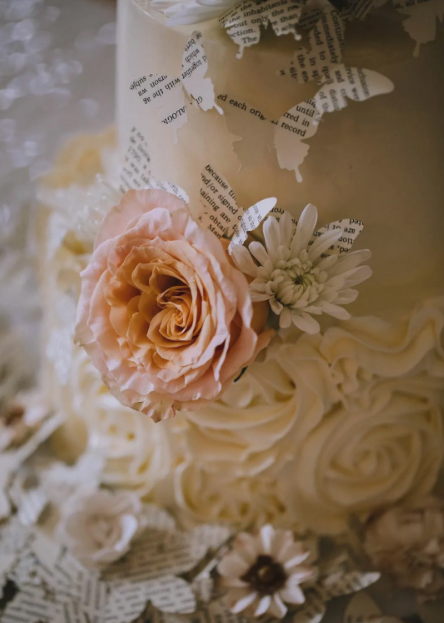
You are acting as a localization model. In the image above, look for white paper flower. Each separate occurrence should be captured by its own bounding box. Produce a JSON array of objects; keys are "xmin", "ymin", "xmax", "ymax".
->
[
  {"xmin": 57, "ymin": 489, "xmax": 145, "ymax": 569},
  {"xmin": 232, "ymin": 205, "xmax": 372, "ymax": 334},
  {"xmin": 218, "ymin": 524, "xmax": 316, "ymax": 618},
  {"xmin": 150, "ymin": 0, "xmax": 239, "ymax": 26}
]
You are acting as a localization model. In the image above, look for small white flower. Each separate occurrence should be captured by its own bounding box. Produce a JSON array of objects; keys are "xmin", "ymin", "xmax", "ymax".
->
[
  {"xmin": 218, "ymin": 524, "xmax": 316, "ymax": 618},
  {"xmin": 57, "ymin": 490, "xmax": 144, "ymax": 569},
  {"xmin": 232, "ymin": 204, "xmax": 372, "ymax": 334},
  {"xmin": 150, "ymin": 0, "xmax": 239, "ymax": 25}
]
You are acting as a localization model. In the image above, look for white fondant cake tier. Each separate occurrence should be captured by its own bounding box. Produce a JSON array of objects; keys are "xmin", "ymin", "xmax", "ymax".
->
[{"xmin": 117, "ymin": 0, "xmax": 444, "ymax": 319}]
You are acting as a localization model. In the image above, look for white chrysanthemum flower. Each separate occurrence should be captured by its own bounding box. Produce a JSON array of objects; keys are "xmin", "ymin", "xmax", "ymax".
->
[
  {"xmin": 150, "ymin": 0, "xmax": 239, "ymax": 26},
  {"xmin": 218, "ymin": 524, "xmax": 316, "ymax": 618},
  {"xmin": 232, "ymin": 204, "xmax": 372, "ymax": 334}
]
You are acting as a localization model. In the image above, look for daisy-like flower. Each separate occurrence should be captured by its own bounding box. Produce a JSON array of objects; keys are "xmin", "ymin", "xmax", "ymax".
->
[
  {"xmin": 218, "ymin": 524, "xmax": 316, "ymax": 618},
  {"xmin": 231, "ymin": 204, "xmax": 372, "ymax": 334}
]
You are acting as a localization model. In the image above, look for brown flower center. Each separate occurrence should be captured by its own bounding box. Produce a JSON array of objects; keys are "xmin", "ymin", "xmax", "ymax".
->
[{"xmin": 241, "ymin": 555, "xmax": 287, "ymax": 595}]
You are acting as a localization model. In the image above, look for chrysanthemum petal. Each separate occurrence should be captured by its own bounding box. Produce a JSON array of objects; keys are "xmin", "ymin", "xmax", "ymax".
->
[
  {"xmin": 308, "ymin": 228, "xmax": 342, "ymax": 261},
  {"xmin": 329, "ymin": 249, "xmax": 371, "ymax": 275},
  {"xmin": 291, "ymin": 311, "xmax": 320, "ymax": 334},
  {"xmin": 334, "ymin": 288, "xmax": 359, "ymax": 304},
  {"xmin": 231, "ymin": 244, "xmax": 259, "ymax": 278},
  {"xmin": 249, "ymin": 241, "xmax": 270, "ymax": 266},
  {"xmin": 290, "ymin": 204, "xmax": 317, "ymax": 257},
  {"xmin": 279, "ymin": 307, "xmax": 292, "ymax": 328},
  {"xmin": 279, "ymin": 212, "xmax": 294, "ymax": 248},
  {"xmin": 321, "ymin": 302, "xmax": 351, "ymax": 320},
  {"xmin": 263, "ymin": 217, "xmax": 281, "ymax": 261}
]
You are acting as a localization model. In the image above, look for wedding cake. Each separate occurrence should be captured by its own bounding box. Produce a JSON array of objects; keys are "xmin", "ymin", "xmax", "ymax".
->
[{"xmin": 1, "ymin": 0, "xmax": 444, "ymax": 621}]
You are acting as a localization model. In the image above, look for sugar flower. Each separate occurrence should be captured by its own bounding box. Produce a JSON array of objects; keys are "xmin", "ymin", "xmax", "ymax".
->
[
  {"xmin": 218, "ymin": 524, "xmax": 316, "ymax": 618},
  {"xmin": 364, "ymin": 496, "xmax": 444, "ymax": 600},
  {"xmin": 232, "ymin": 204, "xmax": 372, "ymax": 334},
  {"xmin": 150, "ymin": 0, "xmax": 239, "ymax": 26},
  {"xmin": 57, "ymin": 489, "xmax": 145, "ymax": 569},
  {"xmin": 75, "ymin": 188, "xmax": 271, "ymax": 421}
]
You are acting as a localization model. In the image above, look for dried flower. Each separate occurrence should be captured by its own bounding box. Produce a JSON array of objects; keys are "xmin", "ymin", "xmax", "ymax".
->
[
  {"xmin": 364, "ymin": 496, "xmax": 444, "ymax": 600},
  {"xmin": 218, "ymin": 524, "xmax": 316, "ymax": 618},
  {"xmin": 232, "ymin": 205, "xmax": 372, "ymax": 334}
]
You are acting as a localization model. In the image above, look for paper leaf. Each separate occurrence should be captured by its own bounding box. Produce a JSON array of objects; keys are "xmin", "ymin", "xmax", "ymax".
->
[
  {"xmin": 130, "ymin": 32, "xmax": 220, "ymax": 143},
  {"xmin": 311, "ymin": 218, "xmax": 364, "ymax": 256},
  {"xmin": 119, "ymin": 126, "xmax": 151, "ymax": 192},
  {"xmin": 274, "ymin": 99, "xmax": 318, "ymax": 183},
  {"xmin": 279, "ymin": 11, "xmax": 345, "ymax": 83},
  {"xmin": 229, "ymin": 197, "xmax": 278, "ymax": 251},
  {"xmin": 394, "ymin": 0, "xmax": 444, "ymax": 56},
  {"xmin": 150, "ymin": 576, "xmax": 196, "ymax": 613},
  {"xmin": 197, "ymin": 163, "xmax": 241, "ymax": 238},
  {"xmin": 291, "ymin": 591, "xmax": 326, "ymax": 623},
  {"xmin": 313, "ymin": 64, "xmax": 395, "ymax": 114},
  {"xmin": 53, "ymin": 601, "xmax": 91, "ymax": 623},
  {"xmin": 105, "ymin": 581, "xmax": 150, "ymax": 623},
  {"xmin": 103, "ymin": 528, "xmax": 210, "ymax": 584},
  {"xmin": 220, "ymin": 0, "xmax": 305, "ymax": 59},
  {"xmin": 321, "ymin": 570, "xmax": 380, "ymax": 600}
]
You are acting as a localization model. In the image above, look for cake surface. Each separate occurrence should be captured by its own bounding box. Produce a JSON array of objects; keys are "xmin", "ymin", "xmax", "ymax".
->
[
  {"xmin": 118, "ymin": 0, "xmax": 444, "ymax": 319},
  {"xmin": 2, "ymin": 0, "xmax": 444, "ymax": 620}
]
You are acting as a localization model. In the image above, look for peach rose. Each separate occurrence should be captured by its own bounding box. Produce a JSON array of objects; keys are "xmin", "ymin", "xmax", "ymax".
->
[{"xmin": 75, "ymin": 189, "xmax": 271, "ymax": 421}]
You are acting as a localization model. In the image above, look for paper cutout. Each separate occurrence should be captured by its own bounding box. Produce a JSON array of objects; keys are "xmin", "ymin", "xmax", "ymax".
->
[
  {"xmin": 130, "ymin": 31, "xmax": 222, "ymax": 143},
  {"xmin": 320, "ymin": 569, "xmax": 381, "ymax": 600},
  {"xmin": 119, "ymin": 127, "xmax": 190, "ymax": 204},
  {"xmin": 279, "ymin": 11, "xmax": 345, "ymax": 83},
  {"xmin": 394, "ymin": 0, "xmax": 444, "ymax": 56},
  {"xmin": 311, "ymin": 218, "xmax": 364, "ymax": 255},
  {"xmin": 275, "ymin": 64, "xmax": 394, "ymax": 180},
  {"xmin": 9, "ymin": 476, "xmax": 47, "ymax": 527},
  {"xmin": 219, "ymin": 62, "xmax": 393, "ymax": 182},
  {"xmin": 313, "ymin": 64, "xmax": 395, "ymax": 114},
  {"xmin": 220, "ymin": 0, "xmax": 306, "ymax": 59},
  {"xmin": 196, "ymin": 163, "xmax": 277, "ymax": 247},
  {"xmin": 119, "ymin": 126, "xmax": 152, "ymax": 192}
]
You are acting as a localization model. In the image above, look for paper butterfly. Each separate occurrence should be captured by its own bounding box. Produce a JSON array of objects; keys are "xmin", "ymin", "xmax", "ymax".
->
[
  {"xmin": 217, "ymin": 63, "xmax": 394, "ymax": 182},
  {"xmin": 129, "ymin": 31, "xmax": 222, "ymax": 142},
  {"xmin": 197, "ymin": 163, "xmax": 277, "ymax": 251}
]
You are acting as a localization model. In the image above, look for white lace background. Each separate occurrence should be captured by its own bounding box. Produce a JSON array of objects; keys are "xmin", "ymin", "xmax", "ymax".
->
[{"xmin": 0, "ymin": 0, "xmax": 115, "ymax": 408}]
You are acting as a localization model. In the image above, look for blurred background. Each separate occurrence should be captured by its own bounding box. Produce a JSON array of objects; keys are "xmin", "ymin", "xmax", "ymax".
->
[{"xmin": 0, "ymin": 0, "xmax": 116, "ymax": 405}]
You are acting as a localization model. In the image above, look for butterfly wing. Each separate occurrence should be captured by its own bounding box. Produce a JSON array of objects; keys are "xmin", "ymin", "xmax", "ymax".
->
[
  {"xmin": 196, "ymin": 164, "xmax": 240, "ymax": 238},
  {"xmin": 229, "ymin": 197, "xmax": 277, "ymax": 251},
  {"xmin": 181, "ymin": 31, "xmax": 222, "ymax": 114},
  {"xmin": 129, "ymin": 72, "xmax": 187, "ymax": 143}
]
